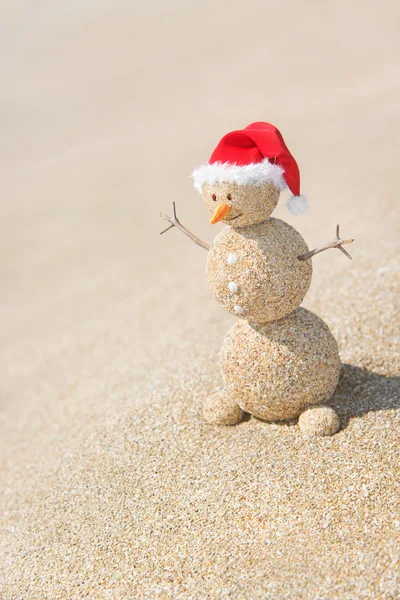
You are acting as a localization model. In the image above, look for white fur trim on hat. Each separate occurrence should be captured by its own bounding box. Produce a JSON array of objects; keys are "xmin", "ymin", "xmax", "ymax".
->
[
  {"xmin": 286, "ymin": 194, "xmax": 309, "ymax": 215},
  {"xmin": 191, "ymin": 158, "xmax": 287, "ymax": 193}
]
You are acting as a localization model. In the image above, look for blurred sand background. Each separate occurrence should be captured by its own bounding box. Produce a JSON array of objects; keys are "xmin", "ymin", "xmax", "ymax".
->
[{"xmin": 1, "ymin": 1, "xmax": 399, "ymax": 598}]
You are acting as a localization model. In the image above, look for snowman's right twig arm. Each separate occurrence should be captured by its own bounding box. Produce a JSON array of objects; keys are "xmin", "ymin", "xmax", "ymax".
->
[
  {"xmin": 298, "ymin": 224, "xmax": 355, "ymax": 261},
  {"xmin": 159, "ymin": 202, "xmax": 211, "ymax": 251}
]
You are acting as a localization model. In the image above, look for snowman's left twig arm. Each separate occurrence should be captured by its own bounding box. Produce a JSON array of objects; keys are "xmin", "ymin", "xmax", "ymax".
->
[
  {"xmin": 298, "ymin": 225, "xmax": 355, "ymax": 261},
  {"xmin": 159, "ymin": 202, "xmax": 211, "ymax": 251}
]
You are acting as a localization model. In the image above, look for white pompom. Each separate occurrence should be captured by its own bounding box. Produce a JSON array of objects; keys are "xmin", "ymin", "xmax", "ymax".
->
[{"xmin": 286, "ymin": 194, "xmax": 309, "ymax": 215}]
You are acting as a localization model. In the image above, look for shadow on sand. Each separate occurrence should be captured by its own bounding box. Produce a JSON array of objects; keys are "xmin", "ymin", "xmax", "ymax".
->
[{"xmin": 330, "ymin": 363, "xmax": 400, "ymax": 430}]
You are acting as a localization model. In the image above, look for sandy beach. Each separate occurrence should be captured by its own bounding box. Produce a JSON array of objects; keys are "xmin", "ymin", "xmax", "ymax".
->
[{"xmin": 1, "ymin": 1, "xmax": 399, "ymax": 598}]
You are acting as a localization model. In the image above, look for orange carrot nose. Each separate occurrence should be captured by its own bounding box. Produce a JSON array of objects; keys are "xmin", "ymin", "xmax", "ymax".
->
[{"xmin": 210, "ymin": 203, "xmax": 231, "ymax": 224}]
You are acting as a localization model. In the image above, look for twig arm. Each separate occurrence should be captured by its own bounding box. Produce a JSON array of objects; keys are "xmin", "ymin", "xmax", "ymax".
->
[
  {"xmin": 159, "ymin": 202, "xmax": 210, "ymax": 251},
  {"xmin": 298, "ymin": 224, "xmax": 354, "ymax": 261}
]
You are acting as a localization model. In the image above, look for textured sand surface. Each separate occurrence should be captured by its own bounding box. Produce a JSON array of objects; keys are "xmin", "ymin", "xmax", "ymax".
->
[{"xmin": 1, "ymin": 1, "xmax": 400, "ymax": 598}]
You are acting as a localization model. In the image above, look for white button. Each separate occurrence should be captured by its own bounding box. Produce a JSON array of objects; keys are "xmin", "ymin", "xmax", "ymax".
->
[
  {"xmin": 228, "ymin": 282, "xmax": 238, "ymax": 293},
  {"xmin": 227, "ymin": 253, "xmax": 238, "ymax": 265},
  {"xmin": 234, "ymin": 305, "xmax": 244, "ymax": 314}
]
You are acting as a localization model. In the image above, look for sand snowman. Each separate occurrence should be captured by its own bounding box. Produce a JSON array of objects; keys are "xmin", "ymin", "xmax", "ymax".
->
[{"xmin": 160, "ymin": 122, "xmax": 354, "ymax": 436}]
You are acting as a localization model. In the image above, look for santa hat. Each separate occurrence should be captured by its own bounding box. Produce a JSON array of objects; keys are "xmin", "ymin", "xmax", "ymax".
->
[{"xmin": 192, "ymin": 122, "xmax": 308, "ymax": 215}]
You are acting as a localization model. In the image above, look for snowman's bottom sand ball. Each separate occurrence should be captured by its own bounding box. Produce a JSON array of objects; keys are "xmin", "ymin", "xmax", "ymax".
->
[{"xmin": 220, "ymin": 307, "xmax": 341, "ymax": 421}]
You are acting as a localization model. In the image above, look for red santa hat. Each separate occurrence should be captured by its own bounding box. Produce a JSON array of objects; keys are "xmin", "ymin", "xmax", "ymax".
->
[{"xmin": 192, "ymin": 122, "xmax": 308, "ymax": 215}]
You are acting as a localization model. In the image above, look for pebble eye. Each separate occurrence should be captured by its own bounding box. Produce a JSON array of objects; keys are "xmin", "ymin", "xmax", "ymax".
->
[
  {"xmin": 212, "ymin": 194, "xmax": 217, "ymax": 201},
  {"xmin": 226, "ymin": 194, "xmax": 232, "ymax": 201}
]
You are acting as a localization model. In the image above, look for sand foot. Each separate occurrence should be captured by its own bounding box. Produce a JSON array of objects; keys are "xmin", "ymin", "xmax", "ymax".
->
[
  {"xmin": 298, "ymin": 406, "xmax": 341, "ymax": 436},
  {"xmin": 203, "ymin": 390, "xmax": 244, "ymax": 425}
]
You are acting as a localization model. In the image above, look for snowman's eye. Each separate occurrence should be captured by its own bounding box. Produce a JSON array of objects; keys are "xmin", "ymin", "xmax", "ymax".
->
[
  {"xmin": 212, "ymin": 194, "xmax": 217, "ymax": 201},
  {"xmin": 226, "ymin": 194, "xmax": 232, "ymax": 201}
]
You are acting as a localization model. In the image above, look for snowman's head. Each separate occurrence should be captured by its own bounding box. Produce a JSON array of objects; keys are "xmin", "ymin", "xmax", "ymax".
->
[
  {"xmin": 201, "ymin": 181, "xmax": 280, "ymax": 228},
  {"xmin": 192, "ymin": 122, "xmax": 308, "ymax": 226}
]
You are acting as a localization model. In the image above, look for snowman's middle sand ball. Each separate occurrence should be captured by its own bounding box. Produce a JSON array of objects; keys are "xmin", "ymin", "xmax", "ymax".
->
[{"xmin": 207, "ymin": 216, "xmax": 312, "ymax": 323}]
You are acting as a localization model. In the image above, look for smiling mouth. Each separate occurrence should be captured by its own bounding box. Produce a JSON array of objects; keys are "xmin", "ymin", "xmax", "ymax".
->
[{"xmin": 225, "ymin": 212, "xmax": 243, "ymax": 222}]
